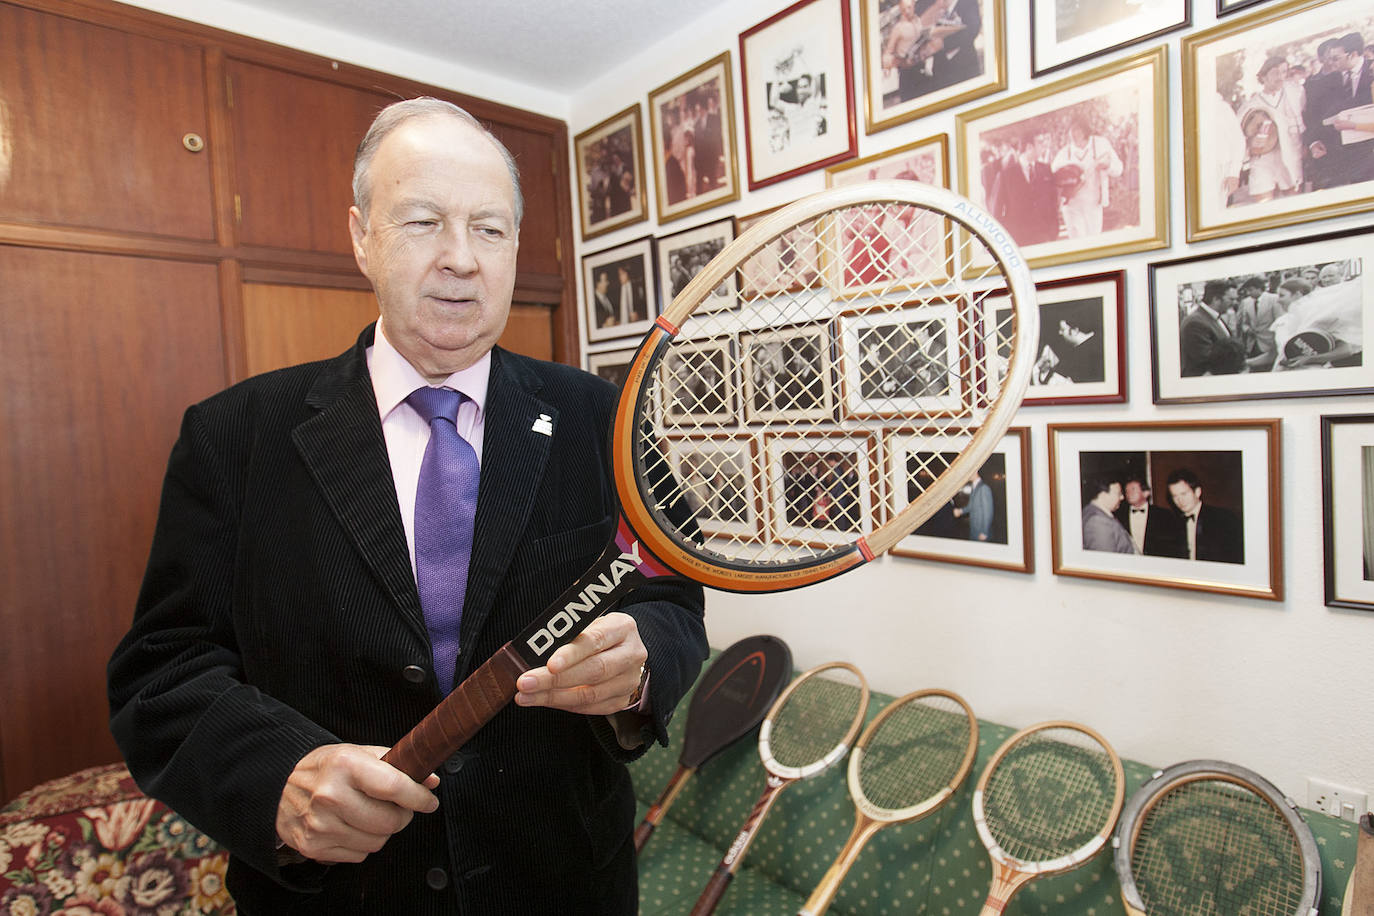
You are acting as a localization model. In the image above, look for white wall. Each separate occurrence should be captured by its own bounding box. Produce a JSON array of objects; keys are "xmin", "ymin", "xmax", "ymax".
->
[{"xmin": 571, "ymin": 0, "xmax": 1374, "ymax": 809}]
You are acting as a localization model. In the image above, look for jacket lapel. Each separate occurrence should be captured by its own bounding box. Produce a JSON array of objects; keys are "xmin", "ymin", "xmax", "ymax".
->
[{"xmin": 291, "ymin": 325, "xmax": 428, "ymax": 643}]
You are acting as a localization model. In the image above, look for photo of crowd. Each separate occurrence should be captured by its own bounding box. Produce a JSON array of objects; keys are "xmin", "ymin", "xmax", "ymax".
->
[
  {"xmin": 581, "ymin": 124, "xmax": 639, "ymax": 228},
  {"xmin": 877, "ymin": 0, "xmax": 986, "ymax": 108},
  {"xmin": 781, "ymin": 449, "xmax": 864, "ymax": 533},
  {"xmin": 911, "ymin": 453, "xmax": 1008, "ymax": 544},
  {"xmin": 657, "ymin": 79, "xmax": 729, "ymax": 208}
]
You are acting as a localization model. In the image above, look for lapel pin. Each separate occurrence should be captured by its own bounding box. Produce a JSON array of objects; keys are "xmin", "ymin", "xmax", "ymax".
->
[{"xmin": 531, "ymin": 414, "xmax": 553, "ymax": 436}]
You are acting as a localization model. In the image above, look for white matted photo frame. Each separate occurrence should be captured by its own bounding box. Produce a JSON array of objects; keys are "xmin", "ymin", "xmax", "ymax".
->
[
  {"xmin": 1030, "ymin": 0, "xmax": 1189, "ymax": 77},
  {"xmin": 981, "ymin": 270, "xmax": 1127, "ymax": 405},
  {"xmin": 665, "ymin": 434, "xmax": 764, "ymax": 542},
  {"xmin": 1321, "ymin": 413, "xmax": 1374, "ymax": 610},
  {"xmin": 655, "ymin": 216, "xmax": 738, "ymax": 316},
  {"xmin": 1182, "ymin": 0, "xmax": 1374, "ymax": 242},
  {"xmin": 1149, "ymin": 225, "xmax": 1373, "ymax": 404},
  {"xmin": 857, "ymin": 0, "xmax": 1006, "ymax": 134},
  {"xmin": 764, "ymin": 432, "xmax": 878, "ymax": 547},
  {"xmin": 585, "ymin": 345, "xmax": 639, "ymax": 390},
  {"xmin": 740, "ymin": 323, "xmax": 836, "ymax": 424},
  {"xmin": 648, "ymin": 52, "xmax": 742, "ymax": 225},
  {"xmin": 888, "ymin": 426, "xmax": 1033, "ymax": 573},
  {"xmin": 581, "ymin": 235, "xmax": 658, "ymax": 343},
  {"xmin": 739, "ymin": 0, "xmax": 858, "ymax": 190},
  {"xmin": 1048, "ymin": 420, "xmax": 1283, "ymax": 601},
  {"xmin": 736, "ymin": 205, "xmax": 825, "ymax": 300},
  {"xmin": 574, "ymin": 104, "xmax": 648, "ymax": 240},
  {"xmin": 658, "ymin": 335, "xmax": 738, "ymax": 428},
  {"xmin": 835, "ymin": 300, "xmax": 969, "ymax": 420},
  {"xmin": 955, "ymin": 46, "xmax": 1169, "ymax": 272}
]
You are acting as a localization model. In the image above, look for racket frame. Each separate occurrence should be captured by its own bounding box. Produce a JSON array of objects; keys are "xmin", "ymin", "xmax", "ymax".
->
[{"xmin": 1111, "ymin": 758, "xmax": 1321, "ymax": 916}]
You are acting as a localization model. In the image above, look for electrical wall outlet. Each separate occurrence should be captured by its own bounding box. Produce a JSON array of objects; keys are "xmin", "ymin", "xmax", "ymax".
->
[{"xmin": 1307, "ymin": 777, "xmax": 1368, "ymax": 822}]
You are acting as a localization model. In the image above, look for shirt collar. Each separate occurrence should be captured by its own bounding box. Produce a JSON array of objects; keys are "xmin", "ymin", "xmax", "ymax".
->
[{"xmin": 367, "ymin": 317, "xmax": 492, "ymax": 422}]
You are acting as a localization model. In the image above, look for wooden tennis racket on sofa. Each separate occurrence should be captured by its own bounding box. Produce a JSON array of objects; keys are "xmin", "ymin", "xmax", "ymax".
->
[{"xmin": 383, "ymin": 180, "xmax": 1038, "ymax": 782}]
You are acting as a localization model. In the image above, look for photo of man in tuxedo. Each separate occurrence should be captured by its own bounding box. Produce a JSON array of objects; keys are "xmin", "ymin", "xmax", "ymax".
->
[
  {"xmin": 1167, "ymin": 467, "xmax": 1245, "ymax": 564},
  {"xmin": 1114, "ymin": 474, "xmax": 1186, "ymax": 558},
  {"xmin": 1180, "ymin": 279, "xmax": 1247, "ymax": 377}
]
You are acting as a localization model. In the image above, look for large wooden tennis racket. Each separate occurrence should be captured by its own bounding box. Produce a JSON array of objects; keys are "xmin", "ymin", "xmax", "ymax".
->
[
  {"xmin": 1112, "ymin": 759, "xmax": 1321, "ymax": 916},
  {"xmin": 973, "ymin": 720, "xmax": 1125, "ymax": 915},
  {"xmin": 383, "ymin": 180, "xmax": 1037, "ymax": 782},
  {"xmin": 691, "ymin": 661, "xmax": 870, "ymax": 916},
  {"xmin": 635, "ymin": 633, "xmax": 793, "ymax": 853},
  {"xmin": 799, "ymin": 688, "xmax": 978, "ymax": 916}
]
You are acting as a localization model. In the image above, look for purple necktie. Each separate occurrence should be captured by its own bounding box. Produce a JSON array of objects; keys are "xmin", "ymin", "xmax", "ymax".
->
[{"xmin": 407, "ymin": 387, "xmax": 479, "ymax": 694}]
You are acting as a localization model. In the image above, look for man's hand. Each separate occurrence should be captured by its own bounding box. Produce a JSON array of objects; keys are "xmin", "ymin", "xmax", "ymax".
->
[
  {"xmin": 513, "ymin": 612, "xmax": 647, "ymax": 716},
  {"xmin": 276, "ymin": 744, "xmax": 439, "ymax": 863}
]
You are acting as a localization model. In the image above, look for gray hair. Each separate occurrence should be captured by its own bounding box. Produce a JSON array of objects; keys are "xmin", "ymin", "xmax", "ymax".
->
[{"xmin": 352, "ymin": 97, "xmax": 524, "ymax": 227}]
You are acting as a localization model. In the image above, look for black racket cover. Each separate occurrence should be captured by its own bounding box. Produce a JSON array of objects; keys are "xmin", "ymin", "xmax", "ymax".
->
[{"xmin": 680, "ymin": 635, "xmax": 792, "ymax": 770}]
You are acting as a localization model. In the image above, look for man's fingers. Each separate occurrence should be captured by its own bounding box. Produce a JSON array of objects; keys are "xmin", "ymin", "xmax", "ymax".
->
[{"xmin": 513, "ymin": 613, "xmax": 646, "ymax": 712}]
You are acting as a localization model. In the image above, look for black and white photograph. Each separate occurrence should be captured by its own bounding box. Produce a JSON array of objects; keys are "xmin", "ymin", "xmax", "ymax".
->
[
  {"xmin": 765, "ymin": 433, "xmax": 877, "ymax": 546},
  {"xmin": 740, "ymin": 0, "xmax": 858, "ymax": 189},
  {"xmin": 836, "ymin": 302, "xmax": 966, "ymax": 419},
  {"xmin": 1149, "ymin": 225, "xmax": 1373, "ymax": 403},
  {"xmin": 1321, "ymin": 413, "xmax": 1374, "ymax": 609},
  {"xmin": 957, "ymin": 47, "xmax": 1168, "ymax": 271},
  {"xmin": 858, "ymin": 0, "xmax": 1004, "ymax": 133},
  {"xmin": 889, "ymin": 428, "xmax": 1033, "ymax": 573},
  {"xmin": 1031, "ymin": 0, "xmax": 1188, "ymax": 76},
  {"xmin": 1184, "ymin": 0, "xmax": 1374, "ymax": 240},
  {"xmin": 573, "ymin": 104, "xmax": 648, "ymax": 240},
  {"xmin": 585, "ymin": 347, "xmax": 638, "ymax": 390},
  {"xmin": 666, "ymin": 435, "xmax": 761, "ymax": 540},
  {"xmin": 648, "ymin": 53, "xmax": 741, "ymax": 224},
  {"xmin": 741, "ymin": 325, "xmax": 835, "ymax": 423},
  {"xmin": 581, "ymin": 235, "xmax": 657, "ymax": 343},
  {"xmin": 658, "ymin": 336, "xmax": 737, "ymax": 427},
  {"xmin": 655, "ymin": 216, "xmax": 738, "ymax": 315},
  {"xmin": 1049, "ymin": 420, "xmax": 1282, "ymax": 600}
]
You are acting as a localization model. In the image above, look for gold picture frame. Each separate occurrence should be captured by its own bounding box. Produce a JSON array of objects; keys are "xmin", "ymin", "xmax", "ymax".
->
[
  {"xmin": 647, "ymin": 52, "xmax": 742, "ymax": 226},
  {"xmin": 573, "ymin": 104, "xmax": 649, "ymax": 240}
]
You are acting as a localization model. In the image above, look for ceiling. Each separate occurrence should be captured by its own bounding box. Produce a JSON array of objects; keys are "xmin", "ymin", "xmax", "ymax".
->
[{"xmin": 232, "ymin": 0, "xmax": 735, "ymax": 95}]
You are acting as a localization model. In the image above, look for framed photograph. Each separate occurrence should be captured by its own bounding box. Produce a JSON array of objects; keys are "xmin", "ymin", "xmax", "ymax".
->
[
  {"xmin": 1183, "ymin": 0, "xmax": 1374, "ymax": 242},
  {"xmin": 741, "ymin": 324, "xmax": 836, "ymax": 424},
  {"xmin": 737, "ymin": 205, "xmax": 825, "ymax": 300},
  {"xmin": 655, "ymin": 217, "xmax": 738, "ymax": 316},
  {"xmin": 1048, "ymin": 420, "xmax": 1283, "ymax": 601},
  {"xmin": 981, "ymin": 270, "xmax": 1127, "ymax": 405},
  {"xmin": 648, "ymin": 52, "xmax": 742, "ymax": 225},
  {"xmin": 1149, "ymin": 225, "xmax": 1373, "ymax": 404},
  {"xmin": 823, "ymin": 134, "xmax": 954, "ymax": 295},
  {"xmin": 764, "ymin": 432, "xmax": 878, "ymax": 547},
  {"xmin": 889, "ymin": 427, "xmax": 1033, "ymax": 573},
  {"xmin": 658, "ymin": 335, "xmax": 738, "ymax": 427},
  {"xmin": 573, "ymin": 105, "xmax": 648, "ymax": 240},
  {"xmin": 1217, "ymin": 0, "xmax": 1271, "ymax": 14},
  {"xmin": 665, "ymin": 435, "xmax": 763, "ymax": 541},
  {"xmin": 1030, "ymin": 0, "xmax": 1188, "ymax": 77},
  {"xmin": 581, "ymin": 235, "xmax": 657, "ymax": 343},
  {"xmin": 739, "ymin": 0, "xmax": 858, "ymax": 190},
  {"xmin": 835, "ymin": 300, "xmax": 968, "ymax": 419},
  {"xmin": 857, "ymin": 0, "xmax": 1006, "ymax": 134},
  {"xmin": 1321, "ymin": 413, "xmax": 1374, "ymax": 610},
  {"xmin": 585, "ymin": 346, "xmax": 639, "ymax": 390},
  {"xmin": 955, "ymin": 46, "xmax": 1169, "ymax": 271}
]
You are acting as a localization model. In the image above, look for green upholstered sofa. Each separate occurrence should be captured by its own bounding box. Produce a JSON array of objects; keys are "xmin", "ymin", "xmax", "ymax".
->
[{"xmin": 630, "ymin": 654, "xmax": 1362, "ymax": 916}]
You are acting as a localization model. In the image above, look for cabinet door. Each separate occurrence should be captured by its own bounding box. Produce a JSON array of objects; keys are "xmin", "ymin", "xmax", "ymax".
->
[
  {"xmin": 241, "ymin": 283, "xmax": 379, "ymax": 376},
  {"xmin": 0, "ymin": 246, "xmax": 226, "ymax": 799},
  {"xmin": 490, "ymin": 123, "xmax": 563, "ymax": 280},
  {"xmin": 0, "ymin": 3, "xmax": 215, "ymax": 240},
  {"xmin": 228, "ymin": 59, "xmax": 392, "ymax": 255}
]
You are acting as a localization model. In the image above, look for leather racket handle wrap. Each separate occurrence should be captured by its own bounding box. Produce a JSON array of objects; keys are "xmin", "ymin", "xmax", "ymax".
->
[
  {"xmin": 691, "ymin": 867, "xmax": 735, "ymax": 916},
  {"xmin": 382, "ymin": 643, "xmax": 527, "ymax": 780}
]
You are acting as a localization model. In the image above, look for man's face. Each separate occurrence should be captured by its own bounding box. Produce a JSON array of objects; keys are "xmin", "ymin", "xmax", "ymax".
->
[
  {"xmin": 1099, "ymin": 482, "xmax": 1124, "ymax": 512},
  {"xmin": 1059, "ymin": 320, "xmax": 1091, "ymax": 345},
  {"xmin": 1278, "ymin": 286, "xmax": 1297, "ymax": 307},
  {"xmin": 1125, "ymin": 481, "xmax": 1148, "ymax": 508},
  {"xmin": 1168, "ymin": 480, "xmax": 1201, "ymax": 515},
  {"xmin": 797, "ymin": 77, "xmax": 814, "ymax": 101},
  {"xmin": 348, "ymin": 115, "xmax": 518, "ymax": 380},
  {"xmin": 1220, "ymin": 287, "xmax": 1239, "ymax": 312}
]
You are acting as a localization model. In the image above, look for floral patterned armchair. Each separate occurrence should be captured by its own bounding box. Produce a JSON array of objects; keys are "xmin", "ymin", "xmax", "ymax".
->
[{"xmin": 0, "ymin": 763, "xmax": 233, "ymax": 915}]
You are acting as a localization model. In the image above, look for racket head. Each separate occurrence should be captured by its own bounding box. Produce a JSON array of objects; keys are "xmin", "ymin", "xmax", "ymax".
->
[
  {"xmin": 1112, "ymin": 759, "xmax": 1321, "ymax": 916},
  {"xmin": 846, "ymin": 688, "xmax": 978, "ymax": 824},
  {"xmin": 608, "ymin": 180, "xmax": 1038, "ymax": 593},
  {"xmin": 679, "ymin": 634, "xmax": 793, "ymax": 770},
  {"xmin": 758, "ymin": 661, "xmax": 870, "ymax": 781},
  {"xmin": 973, "ymin": 719, "xmax": 1126, "ymax": 874}
]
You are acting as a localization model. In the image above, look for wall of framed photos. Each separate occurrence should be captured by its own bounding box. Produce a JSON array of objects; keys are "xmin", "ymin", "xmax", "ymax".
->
[{"xmin": 571, "ymin": 0, "xmax": 1374, "ymax": 809}]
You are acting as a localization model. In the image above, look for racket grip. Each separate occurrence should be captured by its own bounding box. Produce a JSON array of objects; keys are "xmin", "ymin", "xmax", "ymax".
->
[
  {"xmin": 690, "ymin": 866, "xmax": 734, "ymax": 916},
  {"xmin": 383, "ymin": 642, "xmax": 528, "ymax": 781},
  {"xmin": 633, "ymin": 819, "xmax": 655, "ymax": 854}
]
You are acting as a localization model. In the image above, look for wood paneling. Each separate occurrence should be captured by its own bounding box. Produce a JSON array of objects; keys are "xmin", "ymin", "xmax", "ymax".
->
[
  {"xmin": 492, "ymin": 124, "xmax": 562, "ymax": 278},
  {"xmin": 503, "ymin": 304, "xmax": 555, "ymax": 362},
  {"xmin": 241, "ymin": 283, "xmax": 379, "ymax": 377},
  {"xmin": 0, "ymin": 3, "xmax": 215, "ymax": 240},
  {"xmin": 0, "ymin": 246, "xmax": 226, "ymax": 800}
]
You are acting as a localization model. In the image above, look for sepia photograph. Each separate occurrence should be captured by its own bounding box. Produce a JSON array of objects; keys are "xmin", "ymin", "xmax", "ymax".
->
[
  {"xmin": 1049, "ymin": 420, "xmax": 1282, "ymax": 600},
  {"xmin": 956, "ymin": 47, "xmax": 1168, "ymax": 271},
  {"xmin": 573, "ymin": 104, "xmax": 648, "ymax": 240},
  {"xmin": 648, "ymin": 52, "xmax": 741, "ymax": 225},
  {"xmin": 665, "ymin": 435, "xmax": 761, "ymax": 541},
  {"xmin": 585, "ymin": 346, "xmax": 638, "ymax": 390},
  {"xmin": 581, "ymin": 235, "xmax": 658, "ymax": 343},
  {"xmin": 655, "ymin": 216, "xmax": 738, "ymax": 315},
  {"xmin": 1149, "ymin": 225, "xmax": 1373, "ymax": 403},
  {"xmin": 1321, "ymin": 412, "xmax": 1374, "ymax": 610},
  {"xmin": 658, "ymin": 336, "xmax": 737, "ymax": 427},
  {"xmin": 857, "ymin": 0, "xmax": 1005, "ymax": 133},
  {"xmin": 765, "ymin": 432, "xmax": 877, "ymax": 547},
  {"xmin": 1184, "ymin": 0, "xmax": 1374, "ymax": 240},
  {"xmin": 1031, "ymin": 0, "xmax": 1188, "ymax": 76}
]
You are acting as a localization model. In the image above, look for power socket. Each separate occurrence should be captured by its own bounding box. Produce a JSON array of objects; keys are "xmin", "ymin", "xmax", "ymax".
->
[{"xmin": 1307, "ymin": 777, "xmax": 1368, "ymax": 822}]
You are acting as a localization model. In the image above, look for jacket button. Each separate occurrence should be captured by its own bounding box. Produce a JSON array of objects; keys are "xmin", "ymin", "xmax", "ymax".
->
[
  {"xmin": 426, "ymin": 866, "xmax": 448, "ymax": 890},
  {"xmin": 402, "ymin": 665, "xmax": 426, "ymax": 685},
  {"xmin": 443, "ymin": 754, "xmax": 465, "ymax": 774}
]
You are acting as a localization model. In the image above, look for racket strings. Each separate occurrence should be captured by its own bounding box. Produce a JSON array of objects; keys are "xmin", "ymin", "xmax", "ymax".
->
[
  {"xmin": 637, "ymin": 195, "xmax": 1024, "ymax": 567},
  {"xmin": 768, "ymin": 671, "xmax": 866, "ymax": 770},
  {"xmin": 1130, "ymin": 780, "xmax": 1306, "ymax": 916},
  {"xmin": 856, "ymin": 696, "xmax": 973, "ymax": 813},
  {"xmin": 983, "ymin": 730, "xmax": 1120, "ymax": 862}
]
